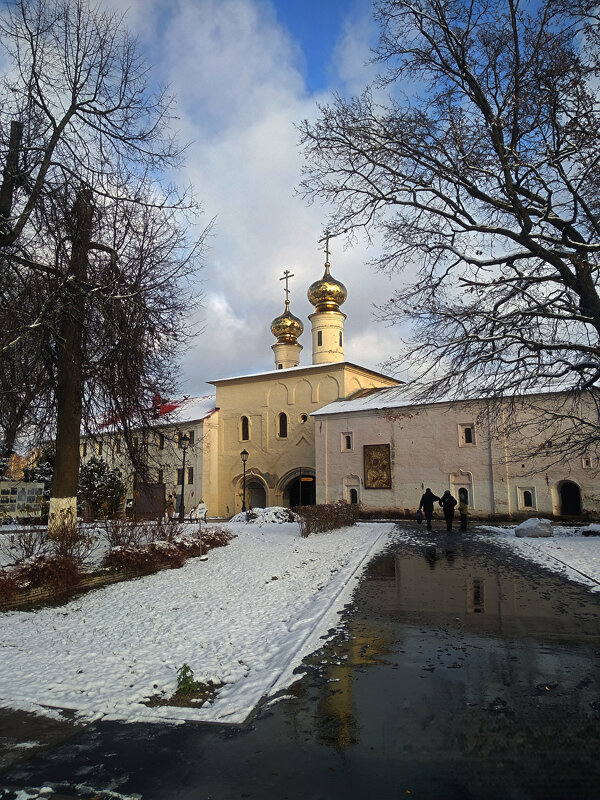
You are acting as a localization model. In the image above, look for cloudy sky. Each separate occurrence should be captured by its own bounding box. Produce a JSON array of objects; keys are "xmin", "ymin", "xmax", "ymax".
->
[{"xmin": 111, "ymin": 0, "xmax": 410, "ymax": 397}]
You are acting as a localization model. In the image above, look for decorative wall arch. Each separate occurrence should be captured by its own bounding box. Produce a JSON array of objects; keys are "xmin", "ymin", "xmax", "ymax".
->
[
  {"xmin": 292, "ymin": 378, "xmax": 314, "ymax": 406},
  {"xmin": 450, "ymin": 470, "xmax": 473, "ymax": 507},
  {"xmin": 266, "ymin": 381, "xmax": 291, "ymax": 407},
  {"xmin": 315, "ymin": 375, "xmax": 342, "ymax": 404},
  {"xmin": 343, "ymin": 474, "xmax": 362, "ymax": 504}
]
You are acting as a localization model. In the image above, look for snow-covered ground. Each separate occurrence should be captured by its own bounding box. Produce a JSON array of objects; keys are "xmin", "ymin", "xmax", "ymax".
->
[
  {"xmin": 0, "ymin": 513, "xmax": 598, "ymax": 728},
  {"xmin": 478, "ymin": 521, "xmax": 600, "ymax": 595}
]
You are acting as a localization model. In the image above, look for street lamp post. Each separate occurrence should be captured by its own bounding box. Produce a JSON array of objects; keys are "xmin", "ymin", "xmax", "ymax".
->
[
  {"xmin": 179, "ymin": 433, "xmax": 190, "ymax": 522},
  {"xmin": 240, "ymin": 449, "xmax": 249, "ymax": 512}
]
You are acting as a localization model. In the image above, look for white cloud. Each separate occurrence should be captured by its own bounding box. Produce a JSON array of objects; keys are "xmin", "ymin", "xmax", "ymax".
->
[{"xmin": 100, "ymin": 0, "xmax": 407, "ymax": 397}]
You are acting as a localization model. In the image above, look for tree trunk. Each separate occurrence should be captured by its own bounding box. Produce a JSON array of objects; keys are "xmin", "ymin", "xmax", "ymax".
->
[{"xmin": 49, "ymin": 189, "xmax": 93, "ymax": 528}]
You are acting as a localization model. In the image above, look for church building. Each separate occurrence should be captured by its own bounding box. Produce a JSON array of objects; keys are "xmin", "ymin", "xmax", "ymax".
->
[{"xmin": 81, "ymin": 240, "xmax": 599, "ymax": 521}]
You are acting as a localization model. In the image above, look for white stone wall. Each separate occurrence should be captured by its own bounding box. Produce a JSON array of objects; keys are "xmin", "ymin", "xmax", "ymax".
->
[{"xmin": 315, "ymin": 396, "xmax": 599, "ymax": 518}]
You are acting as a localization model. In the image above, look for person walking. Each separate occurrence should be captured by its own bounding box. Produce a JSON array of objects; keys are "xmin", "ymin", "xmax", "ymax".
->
[
  {"xmin": 439, "ymin": 490, "xmax": 458, "ymax": 532},
  {"xmin": 419, "ymin": 488, "xmax": 440, "ymax": 531}
]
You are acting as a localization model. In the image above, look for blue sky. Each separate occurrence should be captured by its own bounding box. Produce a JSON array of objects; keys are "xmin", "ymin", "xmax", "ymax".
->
[
  {"xmin": 272, "ymin": 0, "xmax": 365, "ymax": 91},
  {"xmin": 102, "ymin": 0, "xmax": 407, "ymax": 395}
]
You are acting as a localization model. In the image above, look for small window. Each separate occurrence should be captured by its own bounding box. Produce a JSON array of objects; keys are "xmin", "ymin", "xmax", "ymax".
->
[
  {"xmin": 458, "ymin": 487, "xmax": 469, "ymax": 506},
  {"xmin": 278, "ymin": 412, "xmax": 288, "ymax": 438},
  {"xmin": 133, "ymin": 437, "xmax": 139, "ymax": 450},
  {"xmin": 188, "ymin": 430, "xmax": 195, "ymax": 446},
  {"xmin": 582, "ymin": 456, "xmax": 593, "ymax": 469},
  {"xmin": 157, "ymin": 469, "xmax": 164, "ymax": 484},
  {"xmin": 114, "ymin": 438, "xmax": 121, "ymax": 454},
  {"xmin": 158, "ymin": 433, "xmax": 165, "ymax": 450},
  {"xmin": 317, "ymin": 331, "xmax": 322, "ymax": 346},
  {"xmin": 278, "ymin": 364, "xmax": 283, "ymax": 369},
  {"xmin": 342, "ymin": 432, "xmax": 353, "ymax": 451},
  {"xmin": 350, "ymin": 488, "xmax": 358, "ymax": 504},
  {"xmin": 459, "ymin": 424, "xmax": 475, "ymax": 446},
  {"xmin": 299, "ymin": 413, "xmax": 308, "ymax": 424},
  {"xmin": 97, "ymin": 441, "xmax": 103, "ymax": 456},
  {"xmin": 241, "ymin": 416, "xmax": 249, "ymax": 441},
  {"xmin": 187, "ymin": 467, "xmax": 194, "ymax": 485},
  {"xmin": 339, "ymin": 331, "xmax": 343, "ymax": 347},
  {"xmin": 82, "ymin": 442, "xmax": 87, "ymax": 458},
  {"xmin": 177, "ymin": 468, "xmax": 184, "ymax": 485},
  {"xmin": 518, "ymin": 487, "xmax": 536, "ymax": 510}
]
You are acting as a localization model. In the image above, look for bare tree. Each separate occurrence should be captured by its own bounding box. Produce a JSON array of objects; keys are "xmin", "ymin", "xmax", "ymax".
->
[
  {"xmin": 299, "ymin": 0, "xmax": 600, "ymax": 463},
  {"xmin": 0, "ymin": 0, "xmax": 207, "ymax": 521}
]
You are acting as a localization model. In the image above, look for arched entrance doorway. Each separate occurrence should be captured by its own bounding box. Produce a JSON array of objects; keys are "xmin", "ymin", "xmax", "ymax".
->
[
  {"xmin": 559, "ymin": 481, "xmax": 582, "ymax": 515},
  {"xmin": 287, "ymin": 474, "xmax": 316, "ymax": 509},
  {"xmin": 246, "ymin": 481, "xmax": 266, "ymax": 509}
]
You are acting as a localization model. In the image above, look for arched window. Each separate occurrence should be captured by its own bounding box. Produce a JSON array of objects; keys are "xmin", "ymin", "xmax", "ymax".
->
[
  {"xmin": 464, "ymin": 427, "xmax": 473, "ymax": 444},
  {"xmin": 523, "ymin": 490, "xmax": 533, "ymax": 507},
  {"xmin": 241, "ymin": 416, "xmax": 249, "ymax": 441},
  {"xmin": 339, "ymin": 331, "xmax": 343, "ymax": 347},
  {"xmin": 350, "ymin": 488, "xmax": 358, "ymax": 504},
  {"xmin": 459, "ymin": 487, "xmax": 469, "ymax": 505},
  {"xmin": 278, "ymin": 412, "xmax": 288, "ymax": 438}
]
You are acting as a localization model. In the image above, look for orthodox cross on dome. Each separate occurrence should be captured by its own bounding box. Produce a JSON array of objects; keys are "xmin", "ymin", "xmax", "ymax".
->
[
  {"xmin": 319, "ymin": 229, "xmax": 331, "ymax": 266},
  {"xmin": 280, "ymin": 269, "xmax": 294, "ymax": 307}
]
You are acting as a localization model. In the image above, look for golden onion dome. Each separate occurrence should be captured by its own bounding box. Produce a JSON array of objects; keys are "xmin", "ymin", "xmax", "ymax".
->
[
  {"xmin": 271, "ymin": 300, "xmax": 304, "ymax": 343},
  {"xmin": 307, "ymin": 263, "xmax": 347, "ymax": 312}
]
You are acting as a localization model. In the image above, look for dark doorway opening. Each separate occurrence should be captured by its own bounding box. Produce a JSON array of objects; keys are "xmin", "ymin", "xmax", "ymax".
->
[
  {"xmin": 560, "ymin": 481, "xmax": 582, "ymax": 515},
  {"xmin": 247, "ymin": 483, "xmax": 266, "ymax": 509},
  {"xmin": 288, "ymin": 475, "xmax": 316, "ymax": 509}
]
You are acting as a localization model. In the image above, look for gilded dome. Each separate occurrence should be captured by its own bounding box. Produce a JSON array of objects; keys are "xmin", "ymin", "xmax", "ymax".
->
[
  {"xmin": 271, "ymin": 300, "xmax": 304, "ymax": 343},
  {"xmin": 307, "ymin": 263, "xmax": 347, "ymax": 312}
]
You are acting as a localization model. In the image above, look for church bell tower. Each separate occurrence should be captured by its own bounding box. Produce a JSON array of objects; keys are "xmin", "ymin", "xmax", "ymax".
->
[{"xmin": 307, "ymin": 232, "xmax": 347, "ymax": 364}]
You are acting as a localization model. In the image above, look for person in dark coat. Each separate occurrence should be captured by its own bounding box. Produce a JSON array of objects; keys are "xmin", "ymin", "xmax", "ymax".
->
[
  {"xmin": 419, "ymin": 488, "xmax": 440, "ymax": 531},
  {"xmin": 439, "ymin": 490, "xmax": 458, "ymax": 532}
]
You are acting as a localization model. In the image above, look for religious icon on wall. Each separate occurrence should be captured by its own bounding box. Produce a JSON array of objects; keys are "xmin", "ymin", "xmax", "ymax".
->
[{"xmin": 364, "ymin": 444, "xmax": 392, "ymax": 489}]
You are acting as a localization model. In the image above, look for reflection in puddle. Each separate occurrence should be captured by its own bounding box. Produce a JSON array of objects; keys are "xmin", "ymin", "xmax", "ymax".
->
[{"xmin": 294, "ymin": 534, "xmax": 600, "ymax": 797}]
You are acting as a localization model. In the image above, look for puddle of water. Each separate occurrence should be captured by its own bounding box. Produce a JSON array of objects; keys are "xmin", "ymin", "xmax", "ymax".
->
[{"xmin": 3, "ymin": 534, "xmax": 599, "ymax": 800}]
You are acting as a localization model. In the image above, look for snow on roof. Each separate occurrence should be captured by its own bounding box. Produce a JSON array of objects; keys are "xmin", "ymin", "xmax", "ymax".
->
[
  {"xmin": 156, "ymin": 394, "xmax": 217, "ymax": 425},
  {"xmin": 314, "ymin": 386, "xmax": 416, "ymax": 416},
  {"xmin": 208, "ymin": 361, "xmax": 399, "ymax": 385},
  {"xmin": 313, "ymin": 383, "xmax": 584, "ymax": 416}
]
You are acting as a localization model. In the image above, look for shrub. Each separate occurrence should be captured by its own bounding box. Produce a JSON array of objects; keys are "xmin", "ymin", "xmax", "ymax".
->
[
  {"xmin": 47, "ymin": 515, "xmax": 95, "ymax": 563},
  {"xmin": 201, "ymin": 526, "xmax": 235, "ymax": 553},
  {"xmin": 0, "ymin": 527, "xmax": 49, "ymax": 563},
  {"xmin": 152, "ymin": 517, "xmax": 184, "ymax": 544},
  {"xmin": 296, "ymin": 501, "xmax": 360, "ymax": 537},
  {"xmin": 0, "ymin": 571, "xmax": 20, "ymax": 603},
  {"xmin": 102, "ymin": 542, "xmax": 186, "ymax": 573},
  {"xmin": 18, "ymin": 554, "xmax": 82, "ymax": 596},
  {"xmin": 101, "ymin": 518, "xmax": 146, "ymax": 549}
]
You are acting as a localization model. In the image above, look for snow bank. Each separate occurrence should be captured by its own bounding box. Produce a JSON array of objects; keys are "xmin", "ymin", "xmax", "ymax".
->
[
  {"xmin": 0, "ymin": 519, "xmax": 394, "ymax": 725},
  {"xmin": 229, "ymin": 506, "xmax": 298, "ymax": 524}
]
